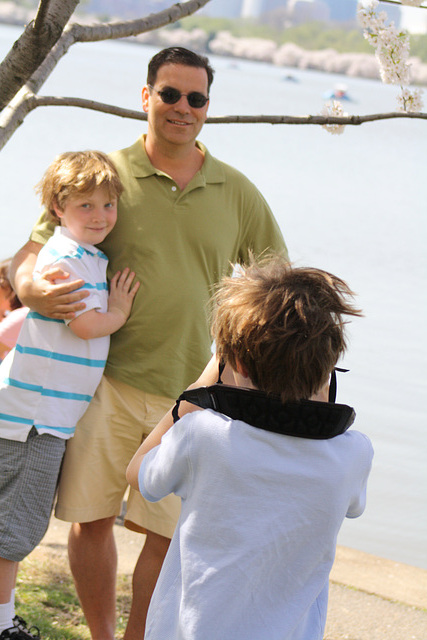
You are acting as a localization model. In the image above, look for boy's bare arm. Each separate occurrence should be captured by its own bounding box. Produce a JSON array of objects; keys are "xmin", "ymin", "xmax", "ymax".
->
[
  {"xmin": 69, "ymin": 268, "xmax": 139, "ymax": 340},
  {"xmin": 126, "ymin": 355, "xmax": 234, "ymax": 489},
  {"xmin": 10, "ymin": 240, "xmax": 89, "ymax": 320}
]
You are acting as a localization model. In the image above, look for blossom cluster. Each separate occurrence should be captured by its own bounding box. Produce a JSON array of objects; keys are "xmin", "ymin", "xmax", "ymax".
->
[
  {"xmin": 357, "ymin": 0, "xmax": 388, "ymax": 38},
  {"xmin": 397, "ymin": 87, "xmax": 424, "ymax": 112},
  {"xmin": 400, "ymin": 0, "xmax": 422, "ymax": 6},
  {"xmin": 320, "ymin": 101, "xmax": 348, "ymax": 135},
  {"xmin": 358, "ymin": 1, "xmax": 411, "ymax": 84},
  {"xmin": 357, "ymin": 1, "xmax": 424, "ymax": 112}
]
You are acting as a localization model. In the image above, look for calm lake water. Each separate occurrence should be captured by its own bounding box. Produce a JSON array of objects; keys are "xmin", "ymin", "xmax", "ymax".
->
[{"xmin": 0, "ymin": 24, "xmax": 426, "ymax": 569}]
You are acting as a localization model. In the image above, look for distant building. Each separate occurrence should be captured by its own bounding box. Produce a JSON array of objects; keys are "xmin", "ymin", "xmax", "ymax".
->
[
  {"xmin": 242, "ymin": 0, "xmax": 330, "ymax": 22},
  {"xmin": 83, "ymin": 0, "xmax": 171, "ymax": 19},
  {"xmin": 241, "ymin": 0, "xmax": 265, "ymax": 19},
  {"xmin": 383, "ymin": 4, "xmax": 401, "ymax": 28},
  {"xmin": 322, "ymin": 0, "xmax": 358, "ymax": 22},
  {"xmin": 203, "ymin": 0, "xmax": 244, "ymax": 19},
  {"xmin": 401, "ymin": 6, "xmax": 427, "ymax": 34},
  {"xmin": 257, "ymin": 0, "xmax": 288, "ymax": 16},
  {"xmin": 81, "ymin": 0, "xmax": 401, "ymax": 28},
  {"xmin": 356, "ymin": 0, "xmax": 401, "ymax": 28},
  {"xmin": 286, "ymin": 0, "xmax": 330, "ymax": 24}
]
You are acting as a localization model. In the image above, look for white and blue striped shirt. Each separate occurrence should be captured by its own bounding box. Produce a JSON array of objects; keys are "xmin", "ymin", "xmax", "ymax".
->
[{"xmin": 0, "ymin": 226, "xmax": 109, "ymax": 442}]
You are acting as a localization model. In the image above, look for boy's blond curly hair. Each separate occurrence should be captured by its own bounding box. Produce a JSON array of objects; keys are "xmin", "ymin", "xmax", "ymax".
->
[{"xmin": 36, "ymin": 150, "xmax": 123, "ymax": 220}]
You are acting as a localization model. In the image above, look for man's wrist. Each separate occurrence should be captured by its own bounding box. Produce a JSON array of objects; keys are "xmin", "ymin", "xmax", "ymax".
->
[{"xmin": 14, "ymin": 277, "xmax": 32, "ymax": 305}]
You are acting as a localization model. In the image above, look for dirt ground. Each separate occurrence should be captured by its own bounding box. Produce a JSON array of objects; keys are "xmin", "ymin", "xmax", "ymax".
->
[{"xmin": 36, "ymin": 517, "xmax": 427, "ymax": 640}]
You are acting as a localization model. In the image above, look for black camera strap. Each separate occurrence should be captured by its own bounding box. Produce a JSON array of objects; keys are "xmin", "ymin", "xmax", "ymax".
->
[{"xmin": 172, "ymin": 367, "xmax": 355, "ymax": 440}]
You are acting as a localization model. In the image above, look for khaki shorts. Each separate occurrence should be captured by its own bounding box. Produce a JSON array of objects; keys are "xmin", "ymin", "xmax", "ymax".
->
[{"xmin": 55, "ymin": 375, "xmax": 180, "ymax": 539}]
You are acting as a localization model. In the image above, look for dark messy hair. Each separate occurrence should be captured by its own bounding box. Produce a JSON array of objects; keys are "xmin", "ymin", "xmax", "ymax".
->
[
  {"xmin": 147, "ymin": 47, "xmax": 214, "ymax": 91},
  {"xmin": 211, "ymin": 255, "xmax": 363, "ymax": 403}
]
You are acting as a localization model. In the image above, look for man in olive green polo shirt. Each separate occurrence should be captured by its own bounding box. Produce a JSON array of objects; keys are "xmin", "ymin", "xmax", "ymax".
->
[{"xmin": 10, "ymin": 47, "xmax": 287, "ymax": 640}]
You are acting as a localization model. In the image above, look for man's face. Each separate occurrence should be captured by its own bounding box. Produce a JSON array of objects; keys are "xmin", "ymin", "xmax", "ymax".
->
[{"xmin": 142, "ymin": 63, "xmax": 209, "ymax": 149}]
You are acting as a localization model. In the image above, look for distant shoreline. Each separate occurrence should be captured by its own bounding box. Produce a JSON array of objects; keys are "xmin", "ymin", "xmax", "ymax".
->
[{"xmin": 1, "ymin": 11, "xmax": 427, "ymax": 87}]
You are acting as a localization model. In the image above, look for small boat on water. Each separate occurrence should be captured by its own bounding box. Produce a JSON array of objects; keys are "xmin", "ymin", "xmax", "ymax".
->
[
  {"xmin": 281, "ymin": 73, "xmax": 299, "ymax": 82},
  {"xmin": 323, "ymin": 83, "xmax": 352, "ymax": 101}
]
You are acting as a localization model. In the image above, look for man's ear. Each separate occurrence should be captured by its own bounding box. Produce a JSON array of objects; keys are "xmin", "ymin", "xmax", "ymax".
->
[{"xmin": 142, "ymin": 86, "xmax": 150, "ymax": 113}]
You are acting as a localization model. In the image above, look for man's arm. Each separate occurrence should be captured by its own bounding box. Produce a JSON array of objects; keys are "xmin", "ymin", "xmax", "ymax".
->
[{"xmin": 10, "ymin": 240, "xmax": 89, "ymax": 320}]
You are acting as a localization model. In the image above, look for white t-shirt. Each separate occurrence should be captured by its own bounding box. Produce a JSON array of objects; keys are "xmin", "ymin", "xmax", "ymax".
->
[
  {"xmin": 0, "ymin": 227, "xmax": 109, "ymax": 441},
  {"xmin": 139, "ymin": 408, "xmax": 373, "ymax": 640}
]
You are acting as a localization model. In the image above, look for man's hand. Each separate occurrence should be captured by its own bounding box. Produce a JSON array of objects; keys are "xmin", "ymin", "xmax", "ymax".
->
[
  {"xmin": 11, "ymin": 239, "xmax": 89, "ymax": 320},
  {"xmin": 21, "ymin": 267, "xmax": 89, "ymax": 320}
]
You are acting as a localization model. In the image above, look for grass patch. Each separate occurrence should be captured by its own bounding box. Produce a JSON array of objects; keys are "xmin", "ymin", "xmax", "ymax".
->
[{"xmin": 15, "ymin": 548, "xmax": 132, "ymax": 639}]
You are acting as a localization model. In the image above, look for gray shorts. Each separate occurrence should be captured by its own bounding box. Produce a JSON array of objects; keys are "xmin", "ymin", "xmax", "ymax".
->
[{"xmin": 0, "ymin": 427, "xmax": 66, "ymax": 562}]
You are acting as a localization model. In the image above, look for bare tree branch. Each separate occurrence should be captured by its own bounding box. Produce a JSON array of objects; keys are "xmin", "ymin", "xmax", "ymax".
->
[
  {"xmin": 70, "ymin": 0, "xmax": 213, "ymax": 42},
  {"xmin": 0, "ymin": 0, "xmax": 213, "ymax": 149},
  {"xmin": 0, "ymin": 0, "xmax": 80, "ymax": 112},
  {"xmin": 0, "ymin": 0, "xmax": 211, "ymax": 125},
  {"xmin": 33, "ymin": 0, "xmax": 54, "ymax": 34},
  {"xmin": 0, "ymin": 0, "xmax": 425, "ymax": 153},
  {"xmin": 378, "ymin": 0, "xmax": 426, "ymax": 7},
  {"xmin": 1, "ymin": 91, "xmax": 424, "ymax": 150}
]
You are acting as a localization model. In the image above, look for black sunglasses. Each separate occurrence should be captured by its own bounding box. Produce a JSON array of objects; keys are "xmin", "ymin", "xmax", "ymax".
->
[{"xmin": 148, "ymin": 85, "xmax": 209, "ymax": 109}]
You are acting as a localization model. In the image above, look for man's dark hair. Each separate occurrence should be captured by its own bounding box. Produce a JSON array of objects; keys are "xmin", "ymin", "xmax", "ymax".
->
[{"xmin": 147, "ymin": 47, "xmax": 215, "ymax": 92}]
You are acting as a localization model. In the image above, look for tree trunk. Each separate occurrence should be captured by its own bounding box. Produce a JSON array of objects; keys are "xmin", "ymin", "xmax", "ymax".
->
[{"xmin": 0, "ymin": 0, "xmax": 80, "ymax": 111}]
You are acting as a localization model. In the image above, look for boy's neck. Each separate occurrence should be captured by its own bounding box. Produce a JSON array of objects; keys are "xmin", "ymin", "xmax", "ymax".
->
[{"xmin": 231, "ymin": 369, "xmax": 257, "ymax": 391}]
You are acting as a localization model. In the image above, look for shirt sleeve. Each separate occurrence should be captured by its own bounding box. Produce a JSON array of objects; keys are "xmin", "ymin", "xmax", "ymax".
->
[
  {"xmin": 35, "ymin": 255, "xmax": 104, "ymax": 324},
  {"xmin": 138, "ymin": 415, "xmax": 194, "ymax": 502},
  {"xmin": 236, "ymin": 182, "xmax": 289, "ymax": 264},
  {"xmin": 346, "ymin": 432, "xmax": 374, "ymax": 519},
  {"xmin": 30, "ymin": 211, "xmax": 58, "ymax": 245}
]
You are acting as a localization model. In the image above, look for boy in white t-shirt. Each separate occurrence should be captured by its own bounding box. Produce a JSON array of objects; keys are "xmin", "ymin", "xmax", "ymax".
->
[
  {"xmin": 0, "ymin": 151, "xmax": 139, "ymax": 639},
  {"xmin": 127, "ymin": 256, "xmax": 373, "ymax": 640}
]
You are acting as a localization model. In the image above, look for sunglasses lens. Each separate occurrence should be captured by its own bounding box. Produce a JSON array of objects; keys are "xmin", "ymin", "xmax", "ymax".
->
[
  {"xmin": 187, "ymin": 93, "xmax": 208, "ymax": 108},
  {"xmin": 156, "ymin": 87, "xmax": 208, "ymax": 108},
  {"xmin": 159, "ymin": 88, "xmax": 181, "ymax": 104}
]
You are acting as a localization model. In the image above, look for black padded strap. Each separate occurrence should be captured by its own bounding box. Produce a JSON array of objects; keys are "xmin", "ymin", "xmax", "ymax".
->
[
  {"xmin": 173, "ymin": 383, "xmax": 355, "ymax": 439},
  {"xmin": 172, "ymin": 359, "xmax": 226, "ymax": 423},
  {"xmin": 217, "ymin": 359, "xmax": 226, "ymax": 384},
  {"xmin": 329, "ymin": 367, "xmax": 349, "ymax": 403},
  {"xmin": 172, "ymin": 394, "xmax": 184, "ymax": 423}
]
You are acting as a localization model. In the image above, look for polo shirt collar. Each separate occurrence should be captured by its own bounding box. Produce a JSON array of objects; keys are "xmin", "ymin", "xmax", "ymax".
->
[{"xmin": 129, "ymin": 135, "xmax": 226, "ymax": 185}]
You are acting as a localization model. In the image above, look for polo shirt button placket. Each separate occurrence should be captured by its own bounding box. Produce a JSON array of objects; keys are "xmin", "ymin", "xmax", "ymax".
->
[{"xmin": 170, "ymin": 184, "xmax": 180, "ymax": 212}]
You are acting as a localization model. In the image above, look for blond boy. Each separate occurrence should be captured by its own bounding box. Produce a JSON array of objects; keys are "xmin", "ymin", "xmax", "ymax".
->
[{"xmin": 0, "ymin": 151, "xmax": 139, "ymax": 639}]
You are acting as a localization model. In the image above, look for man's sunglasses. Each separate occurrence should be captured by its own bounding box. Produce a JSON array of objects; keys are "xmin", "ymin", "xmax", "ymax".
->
[{"xmin": 148, "ymin": 85, "xmax": 209, "ymax": 109}]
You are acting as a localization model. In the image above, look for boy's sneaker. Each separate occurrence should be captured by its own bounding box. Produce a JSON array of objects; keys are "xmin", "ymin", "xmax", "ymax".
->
[
  {"xmin": 13, "ymin": 617, "xmax": 37, "ymax": 634},
  {"xmin": 13, "ymin": 617, "xmax": 40, "ymax": 638},
  {"xmin": 0, "ymin": 628, "xmax": 40, "ymax": 639},
  {"xmin": 0, "ymin": 616, "xmax": 41, "ymax": 638}
]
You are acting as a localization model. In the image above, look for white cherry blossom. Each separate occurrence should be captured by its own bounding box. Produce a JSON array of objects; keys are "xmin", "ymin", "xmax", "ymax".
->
[
  {"xmin": 397, "ymin": 88, "xmax": 424, "ymax": 112},
  {"xmin": 357, "ymin": 1, "xmax": 424, "ymax": 111},
  {"xmin": 320, "ymin": 100, "xmax": 348, "ymax": 135}
]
